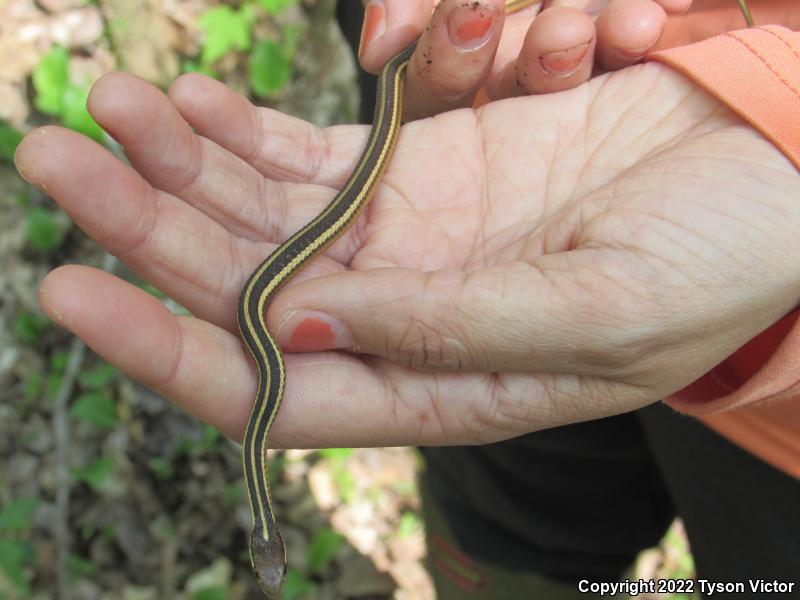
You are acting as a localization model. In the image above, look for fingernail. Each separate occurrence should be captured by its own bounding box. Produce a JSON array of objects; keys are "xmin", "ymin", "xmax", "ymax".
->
[
  {"xmin": 359, "ymin": 0, "xmax": 386, "ymax": 58},
  {"xmin": 614, "ymin": 43, "xmax": 653, "ymax": 60},
  {"xmin": 447, "ymin": 3, "xmax": 497, "ymax": 50},
  {"xmin": 282, "ymin": 311, "xmax": 352, "ymax": 352},
  {"xmin": 539, "ymin": 41, "xmax": 590, "ymax": 77}
]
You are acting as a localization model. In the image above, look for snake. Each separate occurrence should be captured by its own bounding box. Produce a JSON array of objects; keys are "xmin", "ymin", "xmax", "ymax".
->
[{"xmin": 237, "ymin": 1, "xmax": 539, "ymax": 596}]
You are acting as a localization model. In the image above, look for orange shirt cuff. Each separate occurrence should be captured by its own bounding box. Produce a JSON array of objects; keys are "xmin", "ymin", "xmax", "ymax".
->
[{"xmin": 647, "ymin": 26, "xmax": 800, "ymax": 415}]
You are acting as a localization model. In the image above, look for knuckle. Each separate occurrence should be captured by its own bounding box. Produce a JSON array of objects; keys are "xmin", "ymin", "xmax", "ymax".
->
[{"xmin": 391, "ymin": 316, "xmax": 472, "ymax": 371}]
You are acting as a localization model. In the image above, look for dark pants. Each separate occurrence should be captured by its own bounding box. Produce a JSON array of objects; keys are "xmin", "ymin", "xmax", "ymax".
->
[
  {"xmin": 334, "ymin": 6, "xmax": 800, "ymax": 597},
  {"xmin": 422, "ymin": 404, "xmax": 800, "ymax": 594}
]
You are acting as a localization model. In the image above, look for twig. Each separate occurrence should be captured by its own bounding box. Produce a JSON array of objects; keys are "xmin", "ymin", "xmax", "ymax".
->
[
  {"xmin": 52, "ymin": 336, "xmax": 85, "ymax": 600},
  {"xmin": 736, "ymin": 0, "xmax": 754, "ymax": 27},
  {"xmin": 51, "ymin": 253, "xmax": 117, "ymax": 600}
]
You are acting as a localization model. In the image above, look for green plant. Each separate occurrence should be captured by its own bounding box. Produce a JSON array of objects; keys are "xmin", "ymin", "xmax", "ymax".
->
[
  {"xmin": 191, "ymin": 587, "xmax": 227, "ymax": 600},
  {"xmin": 0, "ymin": 498, "xmax": 39, "ymax": 596},
  {"xmin": 196, "ymin": 0, "xmax": 299, "ymax": 98},
  {"xmin": 148, "ymin": 424, "xmax": 224, "ymax": 481},
  {"xmin": 306, "ymin": 527, "xmax": 344, "ymax": 574},
  {"xmin": 67, "ymin": 360, "xmax": 120, "ymax": 429},
  {"xmin": 0, "ymin": 123, "xmax": 23, "ymax": 161},
  {"xmin": 13, "ymin": 312, "xmax": 50, "ymax": 345},
  {"xmin": 0, "ymin": 500, "xmax": 38, "ymax": 534},
  {"xmin": 40, "ymin": 351, "xmax": 69, "ymax": 402},
  {"xmin": 78, "ymin": 361, "xmax": 117, "ymax": 390},
  {"xmin": 23, "ymin": 372, "xmax": 44, "ymax": 403},
  {"xmin": 148, "ymin": 457, "xmax": 174, "ymax": 480},
  {"xmin": 25, "ymin": 206, "xmax": 67, "ymax": 252},
  {"xmin": 318, "ymin": 448, "xmax": 356, "ymax": 503},
  {"xmin": 282, "ymin": 569, "xmax": 316, "ymax": 600},
  {"xmin": 32, "ymin": 46, "xmax": 104, "ymax": 142},
  {"xmin": 736, "ymin": 0, "xmax": 753, "ymax": 26},
  {"xmin": 67, "ymin": 554, "xmax": 95, "ymax": 582},
  {"xmin": 0, "ymin": 538, "xmax": 36, "ymax": 596},
  {"xmin": 397, "ymin": 511, "xmax": 421, "ymax": 539},
  {"xmin": 73, "ymin": 457, "xmax": 115, "ymax": 490},
  {"xmin": 257, "ymin": 0, "xmax": 296, "ymax": 11},
  {"xmin": 174, "ymin": 425, "xmax": 224, "ymax": 458},
  {"xmin": 70, "ymin": 391, "xmax": 118, "ymax": 429}
]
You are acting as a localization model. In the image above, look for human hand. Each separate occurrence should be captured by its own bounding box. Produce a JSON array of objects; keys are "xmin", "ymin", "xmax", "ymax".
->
[
  {"xmin": 358, "ymin": 0, "xmax": 694, "ymax": 118},
  {"xmin": 15, "ymin": 64, "xmax": 800, "ymax": 448}
]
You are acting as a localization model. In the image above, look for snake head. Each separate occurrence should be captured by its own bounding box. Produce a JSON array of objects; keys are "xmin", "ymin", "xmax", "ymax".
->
[{"xmin": 250, "ymin": 530, "xmax": 287, "ymax": 599}]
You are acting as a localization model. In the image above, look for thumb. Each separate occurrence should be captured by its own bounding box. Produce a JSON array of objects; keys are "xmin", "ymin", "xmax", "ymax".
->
[{"xmin": 269, "ymin": 262, "xmax": 610, "ymax": 374}]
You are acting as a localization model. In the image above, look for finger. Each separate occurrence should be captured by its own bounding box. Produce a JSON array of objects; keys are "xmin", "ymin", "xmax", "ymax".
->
[
  {"xmin": 167, "ymin": 72, "xmax": 378, "ymax": 192},
  {"xmin": 89, "ymin": 71, "xmax": 341, "ymax": 245},
  {"xmin": 513, "ymin": 6, "xmax": 596, "ymax": 95},
  {"xmin": 402, "ymin": 0, "xmax": 506, "ymax": 120},
  {"xmin": 39, "ymin": 265, "xmax": 571, "ymax": 447},
  {"xmin": 15, "ymin": 126, "xmax": 254, "ymax": 330},
  {"xmin": 39, "ymin": 266, "xmax": 255, "ymax": 439},
  {"xmin": 267, "ymin": 259, "xmax": 653, "ymax": 377},
  {"xmin": 595, "ymin": 0, "xmax": 666, "ymax": 71},
  {"xmin": 483, "ymin": 3, "xmax": 541, "ymax": 99},
  {"xmin": 14, "ymin": 127, "xmax": 344, "ymax": 332},
  {"xmin": 358, "ymin": 0, "xmax": 435, "ymax": 74}
]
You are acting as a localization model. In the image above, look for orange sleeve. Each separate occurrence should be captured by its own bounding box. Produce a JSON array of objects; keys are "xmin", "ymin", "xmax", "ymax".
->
[
  {"xmin": 650, "ymin": 25, "xmax": 800, "ymax": 170},
  {"xmin": 644, "ymin": 25, "xmax": 800, "ymax": 476},
  {"xmin": 643, "ymin": 26, "xmax": 800, "ymax": 416}
]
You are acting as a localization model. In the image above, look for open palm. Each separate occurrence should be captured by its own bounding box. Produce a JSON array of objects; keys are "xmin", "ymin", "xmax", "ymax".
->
[{"xmin": 17, "ymin": 63, "xmax": 800, "ymax": 448}]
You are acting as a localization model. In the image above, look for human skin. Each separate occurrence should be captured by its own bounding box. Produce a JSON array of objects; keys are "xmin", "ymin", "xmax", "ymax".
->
[
  {"xmin": 14, "ymin": 64, "xmax": 800, "ymax": 448},
  {"xmin": 360, "ymin": 0, "xmax": 693, "ymax": 119}
]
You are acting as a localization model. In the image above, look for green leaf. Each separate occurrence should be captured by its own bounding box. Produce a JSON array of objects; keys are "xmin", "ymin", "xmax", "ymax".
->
[
  {"xmin": 181, "ymin": 60, "xmax": 218, "ymax": 79},
  {"xmin": 305, "ymin": 527, "xmax": 343, "ymax": 574},
  {"xmin": 33, "ymin": 46, "xmax": 69, "ymax": 116},
  {"xmin": 266, "ymin": 452, "xmax": 286, "ymax": 487},
  {"xmin": 201, "ymin": 425, "xmax": 221, "ymax": 451},
  {"xmin": 192, "ymin": 587, "xmax": 227, "ymax": 600},
  {"xmin": 79, "ymin": 362, "xmax": 117, "ymax": 390},
  {"xmin": 62, "ymin": 84, "xmax": 104, "ymax": 142},
  {"xmin": 13, "ymin": 311, "xmax": 50, "ymax": 345},
  {"xmin": 248, "ymin": 39, "xmax": 292, "ymax": 97},
  {"xmin": 0, "ymin": 123, "xmax": 23, "ymax": 161},
  {"xmin": 199, "ymin": 6, "xmax": 252, "ymax": 65},
  {"xmin": 101, "ymin": 525, "xmax": 117, "ymax": 542},
  {"xmin": 23, "ymin": 372, "xmax": 44, "ymax": 401},
  {"xmin": 173, "ymin": 435, "xmax": 195, "ymax": 457},
  {"xmin": 50, "ymin": 350, "xmax": 69, "ymax": 373},
  {"xmin": 0, "ymin": 498, "xmax": 39, "ymax": 533},
  {"xmin": 280, "ymin": 23, "xmax": 302, "ymax": 56},
  {"xmin": 26, "ymin": 206, "xmax": 65, "ymax": 251},
  {"xmin": 15, "ymin": 189, "xmax": 30, "ymax": 208},
  {"xmin": 70, "ymin": 392, "xmax": 117, "ymax": 429},
  {"xmin": 67, "ymin": 553, "xmax": 94, "ymax": 581},
  {"xmin": 256, "ymin": 0, "xmax": 297, "ymax": 14},
  {"xmin": 282, "ymin": 569, "xmax": 316, "ymax": 600},
  {"xmin": 318, "ymin": 448, "xmax": 353, "ymax": 461},
  {"xmin": 333, "ymin": 469, "xmax": 355, "ymax": 503},
  {"xmin": 0, "ymin": 539, "xmax": 35, "ymax": 594},
  {"xmin": 148, "ymin": 457, "xmax": 173, "ymax": 480},
  {"xmin": 45, "ymin": 374, "xmax": 63, "ymax": 401},
  {"xmin": 397, "ymin": 511, "xmax": 421, "ymax": 539},
  {"xmin": 73, "ymin": 457, "xmax": 114, "ymax": 489}
]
